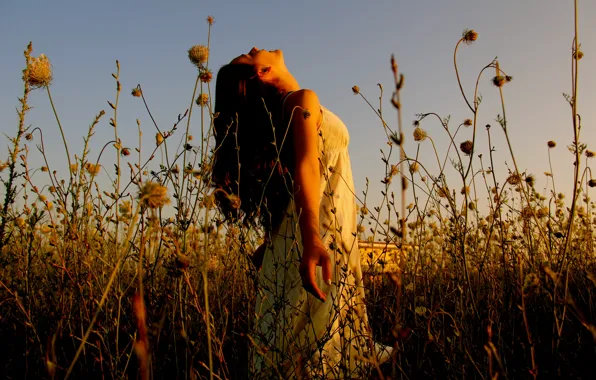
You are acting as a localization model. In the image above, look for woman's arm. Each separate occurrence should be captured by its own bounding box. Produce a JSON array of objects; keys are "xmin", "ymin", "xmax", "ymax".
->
[{"xmin": 286, "ymin": 89, "xmax": 332, "ymax": 302}]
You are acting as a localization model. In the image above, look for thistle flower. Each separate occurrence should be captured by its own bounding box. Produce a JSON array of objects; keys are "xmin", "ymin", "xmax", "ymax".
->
[
  {"xmin": 460, "ymin": 140, "xmax": 473, "ymax": 156},
  {"xmin": 85, "ymin": 163, "xmax": 101, "ymax": 176},
  {"xmin": 507, "ymin": 173, "xmax": 521, "ymax": 185},
  {"xmin": 585, "ymin": 150, "xmax": 595, "ymax": 158},
  {"xmin": 199, "ymin": 70, "xmax": 213, "ymax": 83},
  {"xmin": 463, "ymin": 118, "xmax": 473, "ymax": 127},
  {"xmin": 131, "ymin": 87, "xmax": 142, "ymax": 97},
  {"xmin": 196, "ymin": 93, "xmax": 209, "ymax": 106},
  {"xmin": 462, "ymin": 29, "xmax": 478, "ymax": 44},
  {"xmin": 525, "ymin": 174, "xmax": 535, "ymax": 187},
  {"xmin": 206, "ymin": 15, "xmax": 215, "ymax": 25},
  {"xmin": 188, "ymin": 45, "xmax": 209, "ymax": 68},
  {"xmin": 547, "ymin": 140, "xmax": 556, "ymax": 148},
  {"xmin": 413, "ymin": 127, "xmax": 427, "ymax": 142},
  {"xmin": 351, "ymin": 85, "xmax": 360, "ymax": 95},
  {"xmin": 139, "ymin": 181, "xmax": 170, "ymax": 209},
  {"xmin": 27, "ymin": 53, "xmax": 53, "ymax": 89}
]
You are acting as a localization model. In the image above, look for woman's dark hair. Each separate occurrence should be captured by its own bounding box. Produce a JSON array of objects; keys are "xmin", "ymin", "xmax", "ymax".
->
[{"xmin": 211, "ymin": 63, "xmax": 295, "ymax": 231}]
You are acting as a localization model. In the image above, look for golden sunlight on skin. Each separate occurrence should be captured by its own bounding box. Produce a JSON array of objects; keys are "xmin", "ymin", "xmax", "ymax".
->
[{"xmin": 229, "ymin": 47, "xmax": 330, "ymax": 300}]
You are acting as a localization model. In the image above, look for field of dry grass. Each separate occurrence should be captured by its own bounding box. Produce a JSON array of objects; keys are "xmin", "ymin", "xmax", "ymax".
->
[{"xmin": 2, "ymin": 5, "xmax": 596, "ymax": 379}]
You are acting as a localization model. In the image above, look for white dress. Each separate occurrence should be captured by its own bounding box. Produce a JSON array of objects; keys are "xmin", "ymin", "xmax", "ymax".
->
[{"xmin": 252, "ymin": 105, "xmax": 392, "ymax": 378}]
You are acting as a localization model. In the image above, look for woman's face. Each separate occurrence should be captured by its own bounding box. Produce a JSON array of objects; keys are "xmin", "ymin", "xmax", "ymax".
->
[{"xmin": 231, "ymin": 47, "xmax": 285, "ymax": 68}]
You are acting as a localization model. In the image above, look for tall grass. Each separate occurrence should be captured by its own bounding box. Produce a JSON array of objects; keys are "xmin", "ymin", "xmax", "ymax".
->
[{"xmin": 1, "ymin": 3, "xmax": 595, "ymax": 378}]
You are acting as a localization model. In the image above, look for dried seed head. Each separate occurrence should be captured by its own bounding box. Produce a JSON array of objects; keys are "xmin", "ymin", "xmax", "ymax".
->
[
  {"xmin": 460, "ymin": 140, "xmax": 473, "ymax": 156},
  {"xmin": 463, "ymin": 118, "xmax": 473, "ymax": 127},
  {"xmin": 199, "ymin": 70, "xmax": 213, "ymax": 83},
  {"xmin": 492, "ymin": 75, "xmax": 506, "ymax": 87},
  {"xmin": 547, "ymin": 140, "xmax": 556, "ymax": 148},
  {"xmin": 131, "ymin": 87, "xmax": 142, "ymax": 97},
  {"xmin": 585, "ymin": 150, "xmax": 595, "ymax": 158},
  {"xmin": 351, "ymin": 85, "xmax": 360, "ymax": 95},
  {"xmin": 188, "ymin": 45, "xmax": 209, "ymax": 67},
  {"xmin": 461, "ymin": 186, "xmax": 469, "ymax": 195},
  {"xmin": 409, "ymin": 162, "xmax": 419, "ymax": 174},
  {"xmin": 413, "ymin": 127, "xmax": 427, "ymax": 142},
  {"xmin": 206, "ymin": 15, "xmax": 215, "ymax": 25},
  {"xmin": 121, "ymin": 147, "xmax": 131, "ymax": 157},
  {"xmin": 25, "ymin": 133, "xmax": 33, "ymax": 141},
  {"xmin": 196, "ymin": 93, "xmax": 209, "ymax": 106},
  {"xmin": 521, "ymin": 206, "xmax": 533, "ymax": 220},
  {"xmin": 468, "ymin": 201, "xmax": 476, "ymax": 211},
  {"xmin": 437, "ymin": 186, "xmax": 449, "ymax": 198},
  {"xmin": 525, "ymin": 174, "xmax": 535, "ymax": 187},
  {"xmin": 573, "ymin": 49, "xmax": 584, "ymax": 60},
  {"xmin": 507, "ymin": 173, "xmax": 521, "ymax": 185},
  {"xmin": 27, "ymin": 53, "xmax": 53, "ymax": 89},
  {"xmin": 139, "ymin": 181, "xmax": 170, "ymax": 209},
  {"xmin": 85, "ymin": 163, "xmax": 101, "ymax": 176},
  {"xmin": 589, "ymin": 179, "xmax": 596, "ymax": 188},
  {"xmin": 156, "ymin": 132, "xmax": 164, "ymax": 146},
  {"xmin": 462, "ymin": 29, "xmax": 478, "ymax": 44}
]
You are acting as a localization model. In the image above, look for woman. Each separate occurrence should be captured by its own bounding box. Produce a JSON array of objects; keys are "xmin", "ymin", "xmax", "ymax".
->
[{"xmin": 212, "ymin": 47, "xmax": 391, "ymax": 378}]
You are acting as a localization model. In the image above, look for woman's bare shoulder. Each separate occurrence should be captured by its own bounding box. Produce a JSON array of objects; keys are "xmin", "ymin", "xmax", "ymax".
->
[{"xmin": 284, "ymin": 89, "xmax": 322, "ymax": 124}]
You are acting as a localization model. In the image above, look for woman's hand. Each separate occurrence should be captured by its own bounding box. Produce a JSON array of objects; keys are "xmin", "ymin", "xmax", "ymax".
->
[{"xmin": 299, "ymin": 240, "xmax": 332, "ymax": 302}]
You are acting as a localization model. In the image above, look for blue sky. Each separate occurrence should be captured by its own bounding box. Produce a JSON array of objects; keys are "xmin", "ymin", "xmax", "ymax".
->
[{"xmin": 1, "ymin": 0, "xmax": 595, "ymax": 213}]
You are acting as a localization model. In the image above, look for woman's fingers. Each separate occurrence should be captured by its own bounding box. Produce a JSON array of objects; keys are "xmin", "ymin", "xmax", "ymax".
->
[{"xmin": 299, "ymin": 259, "xmax": 326, "ymax": 302}]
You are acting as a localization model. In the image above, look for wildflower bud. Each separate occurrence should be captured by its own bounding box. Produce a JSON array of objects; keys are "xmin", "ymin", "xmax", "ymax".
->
[
  {"xmin": 460, "ymin": 140, "xmax": 473, "ymax": 156},
  {"xmin": 413, "ymin": 127, "xmax": 427, "ymax": 142},
  {"xmin": 462, "ymin": 29, "xmax": 478, "ymax": 44},
  {"xmin": 525, "ymin": 174, "xmax": 535, "ymax": 187},
  {"xmin": 131, "ymin": 87, "xmax": 142, "ymax": 97},
  {"xmin": 547, "ymin": 140, "xmax": 556, "ymax": 148},
  {"xmin": 25, "ymin": 133, "xmax": 33, "ymax": 141},
  {"xmin": 85, "ymin": 163, "xmax": 101, "ymax": 176},
  {"xmin": 188, "ymin": 45, "xmax": 209, "ymax": 68},
  {"xmin": 463, "ymin": 119, "xmax": 473, "ymax": 127},
  {"xmin": 156, "ymin": 132, "xmax": 164, "ymax": 146},
  {"xmin": 585, "ymin": 150, "xmax": 595, "ymax": 158},
  {"xmin": 121, "ymin": 147, "xmax": 131, "ymax": 156},
  {"xmin": 351, "ymin": 85, "xmax": 360, "ymax": 95},
  {"xmin": 41, "ymin": 166, "xmax": 49, "ymax": 172},
  {"xmin": 185, "ymin": 143, "xmax": 192, "ymax": 151},
  {"xmin": 206, "ymin": 15, "xmax": 215, "ymax": 25},
  {"xmin": 589, "ymin": 179, "xmax": 596, "ymax": 188}
]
